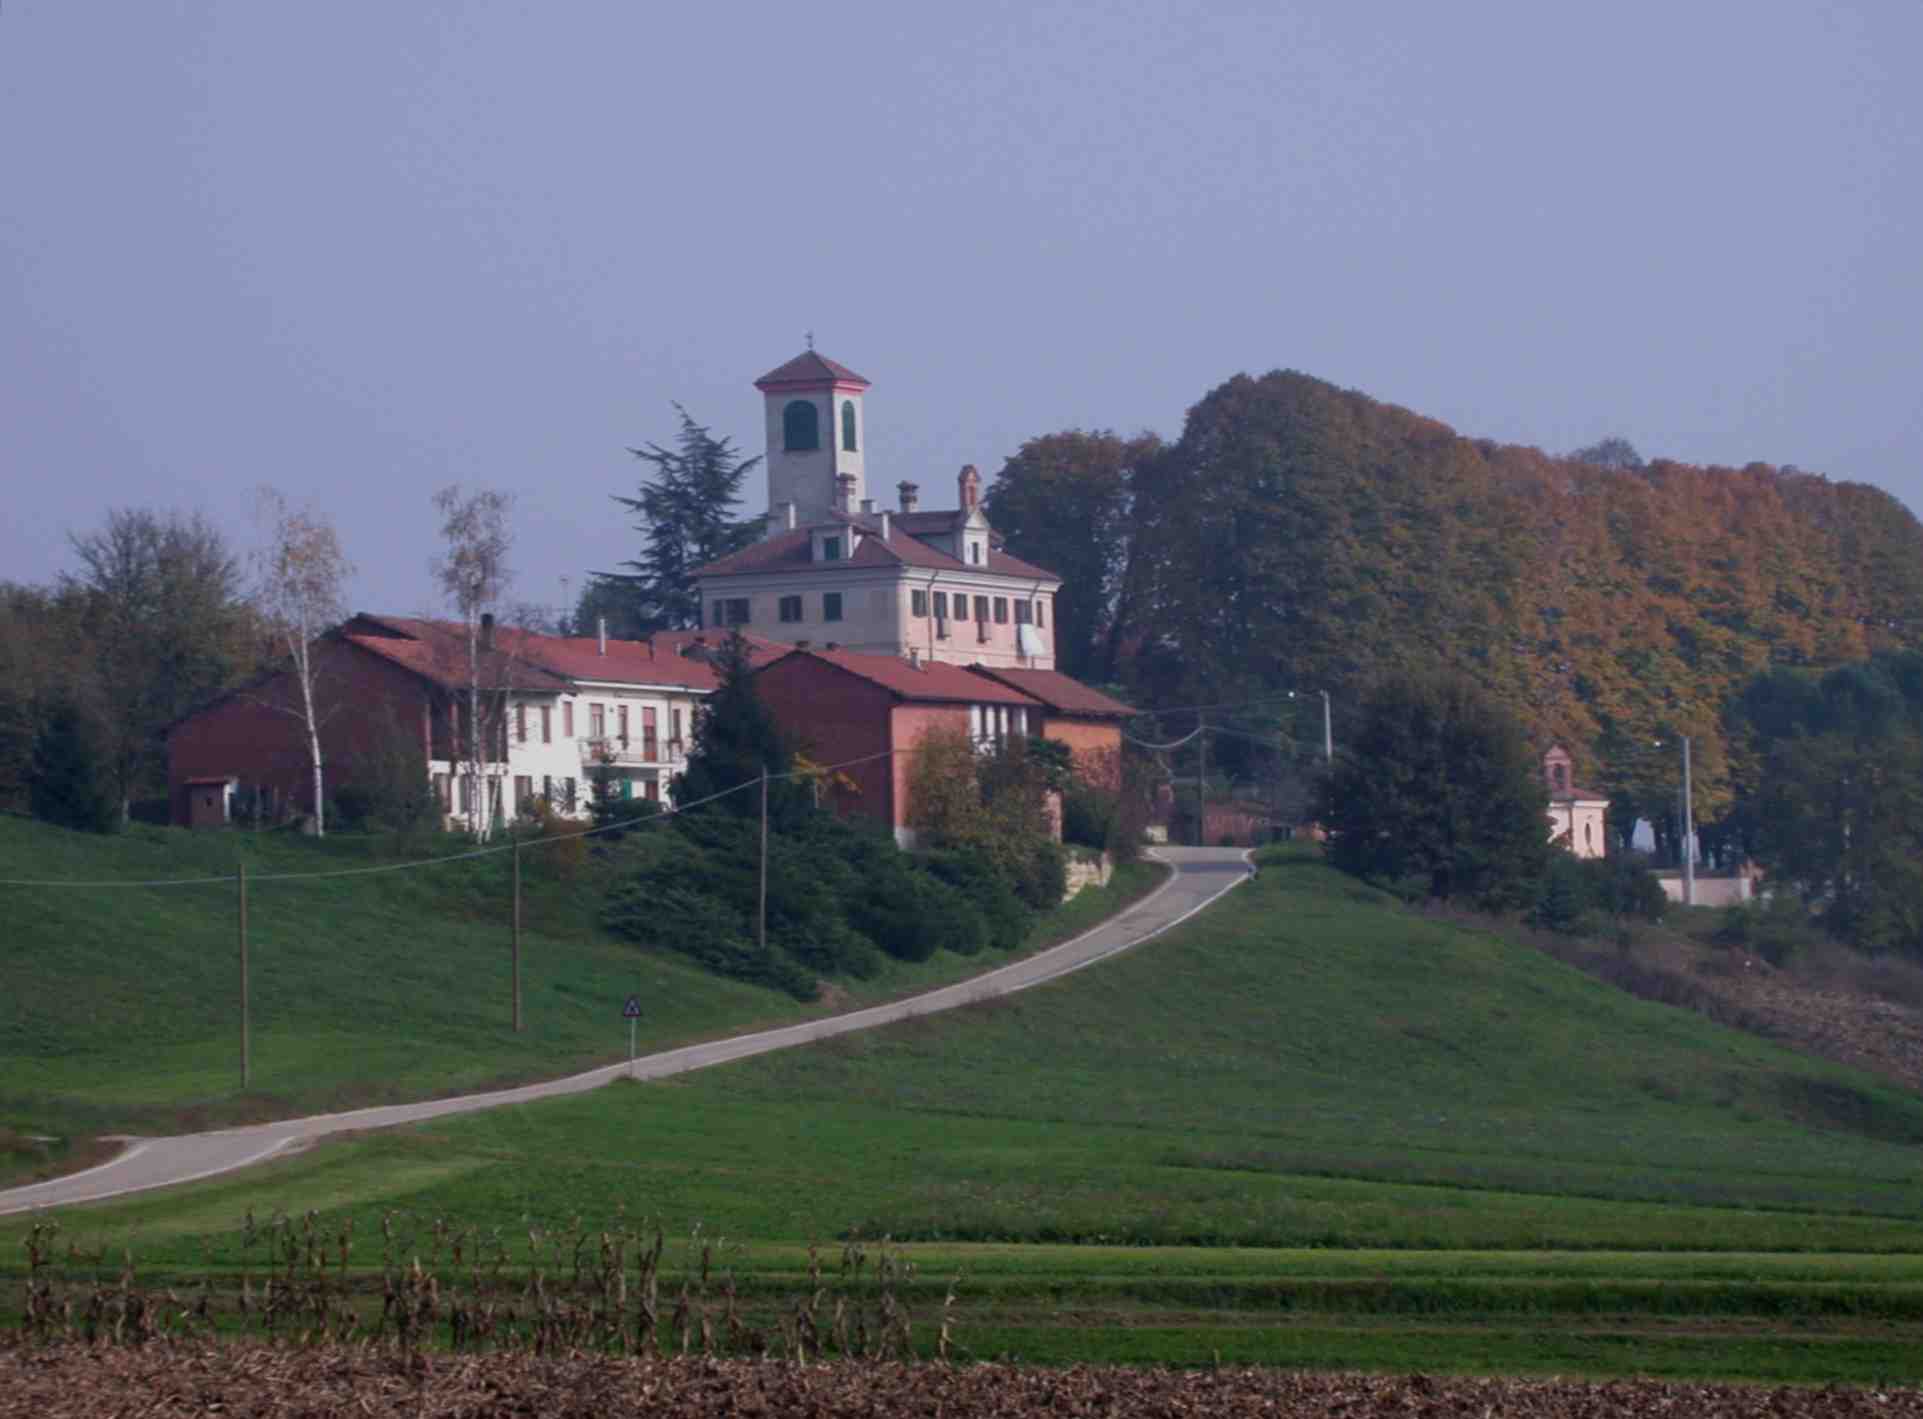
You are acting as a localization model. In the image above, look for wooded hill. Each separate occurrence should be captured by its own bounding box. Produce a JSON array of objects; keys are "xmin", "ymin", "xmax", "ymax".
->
[{"xmin": 988, "ymin": 373, "xmax": 1923, "ymax": 843}]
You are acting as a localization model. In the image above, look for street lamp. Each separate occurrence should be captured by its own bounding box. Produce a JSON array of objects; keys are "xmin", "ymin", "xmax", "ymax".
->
[
  {"xmin": 1653, "ymin": 735, "xmax": 1695, "ymax": 907},
  {"xmin": 1287, "ymin": 689, "xmax": 1333, "ymax": 765}
]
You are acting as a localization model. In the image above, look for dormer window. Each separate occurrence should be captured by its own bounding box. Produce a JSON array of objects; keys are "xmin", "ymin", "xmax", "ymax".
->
[
  {"xmin": 841, "ymin": 400, "xmax": 858, "ymax": 451},
  {"xmin": 969, "ymin": 540, "xmax": 982, "ymax": 565},
  {"xmin": 822, "ymin": 535, "xmax": 842, "ymax": 562},
  {"xmin": 783, "ymin": 400, "xmax": 820, "ymax": 452}
]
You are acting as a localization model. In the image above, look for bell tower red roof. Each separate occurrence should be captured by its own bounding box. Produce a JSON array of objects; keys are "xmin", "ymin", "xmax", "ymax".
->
[{"xmin": 754, "ymin": 350, "xmax": 871, "ymax": 391}]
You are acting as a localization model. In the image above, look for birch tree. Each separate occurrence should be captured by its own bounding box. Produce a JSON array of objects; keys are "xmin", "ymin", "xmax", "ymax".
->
[
  {"xmin": 252, "ymin": 489, "xmax": 353, "ymax": 836},
  {"xmin": 431, "ymin": 484, "xmax": 514, "ymax": 839}
]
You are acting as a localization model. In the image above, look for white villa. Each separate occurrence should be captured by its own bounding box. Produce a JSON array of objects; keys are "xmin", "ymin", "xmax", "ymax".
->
[{"xmin": 694, "ymin": 350, "xmax": 1064, "ymax": 671}]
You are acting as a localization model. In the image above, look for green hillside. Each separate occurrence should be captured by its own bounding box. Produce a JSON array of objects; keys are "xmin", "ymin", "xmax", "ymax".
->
[
  {"xmin": 0, "ymin": 814, "xmax": 1156, "ymax": 1177},
  {"xmin": 13, "ymin": 846, "xmax": 1923, "ymax": 1380}
]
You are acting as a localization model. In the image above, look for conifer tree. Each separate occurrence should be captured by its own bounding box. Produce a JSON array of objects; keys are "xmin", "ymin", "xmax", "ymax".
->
[
  {"xmin": 674, "ymin": 632, "xmax": 809, "ymax": 826},
  {"xmin": 593, "ymin": 407, "xmax": 764, "ymax": 633},
  {"xmin": 28, "ymin": 693, "xmax": 117, "ymax": 833}
]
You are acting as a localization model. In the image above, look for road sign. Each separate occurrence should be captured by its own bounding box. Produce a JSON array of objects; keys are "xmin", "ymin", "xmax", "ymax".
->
[{"xmin": 622, "ymin": 995, "xmax": 642, "ymax": 1019}]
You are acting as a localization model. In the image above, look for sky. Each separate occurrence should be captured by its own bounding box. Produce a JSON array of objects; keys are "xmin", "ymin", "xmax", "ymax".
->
[{"xmin": 4, "ymin": 2, "xmax": 1919, "ymax": 620}]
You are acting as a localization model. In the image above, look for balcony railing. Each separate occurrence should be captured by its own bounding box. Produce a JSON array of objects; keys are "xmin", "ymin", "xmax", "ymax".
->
[{"xmin": 580, "ymin": 737, "xmax": 686, "ymax": 767}]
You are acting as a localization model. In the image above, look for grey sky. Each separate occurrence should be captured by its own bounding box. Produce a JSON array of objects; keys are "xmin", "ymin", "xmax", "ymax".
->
[{"xmin": 5, "ymin": 2, "xmax": 1918, "ymax": 619}]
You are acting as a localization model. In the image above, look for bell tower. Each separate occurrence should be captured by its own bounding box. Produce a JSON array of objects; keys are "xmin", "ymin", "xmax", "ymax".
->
[{"xmin": 754, "ymin": 349, "xmax": 870, "ymax": 530}]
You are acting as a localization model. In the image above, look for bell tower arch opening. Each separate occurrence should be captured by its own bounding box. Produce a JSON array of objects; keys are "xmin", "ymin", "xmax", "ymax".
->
[{"xmin": 755, "ymin": 350, "xmax": 870, "ymax": 532}]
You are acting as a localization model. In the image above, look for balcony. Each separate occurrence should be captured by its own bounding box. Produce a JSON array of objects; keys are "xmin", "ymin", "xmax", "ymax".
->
[{"xmin": 580, "ymin": 737, "xmax": 686, "ymax": 768}]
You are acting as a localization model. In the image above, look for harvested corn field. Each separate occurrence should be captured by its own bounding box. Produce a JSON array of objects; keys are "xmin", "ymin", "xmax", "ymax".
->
[{"xmin": 3, "ymin": 1346, "xmax": 1922, "ymax": 1418}]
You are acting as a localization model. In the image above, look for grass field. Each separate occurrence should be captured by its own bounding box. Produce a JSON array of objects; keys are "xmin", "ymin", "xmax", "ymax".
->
[
  {"xmin": 0, "ymin": 813, "xmax": 1165, "ymax": 1178},
  {"xmin": 8, "ymin": 844, "xmax": 1923, "ymax": 1382}
]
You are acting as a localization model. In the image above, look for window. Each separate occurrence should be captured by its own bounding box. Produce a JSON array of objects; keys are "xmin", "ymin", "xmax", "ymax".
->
[
  {"xmin": 617, "ymin": 705, "xmax": 630, "ymax": 747},
  {"xmin": 514, "ymin": 775, "xmax": 532, "ymax": 810},
  {"xmin": 644, "ymin": 778, "xmax": 660, "ymax": 803},
  {"xmin": 540, "ymin": 705, "xmax": 552, "ymax": 743},
  {"xmin": 993, "ymin": 596, "xmax": 1008, "ymax": 624},
  {"xmin": 1014, "ymin": 601, "xmax": 1031, "ymax": 625},
  {"xmin": 643, "ymin": 706, "xmax": 658, "ymax": 760},
  {"xmin": 561, "ymin": 776, "xmax": 577, "ymax": 811},
  {"xmin": 824, "ymin": 592, "xmax": 843, "ymax": 622},
  {"xmin": 718, "ymin": 597, "xmax": 751, "ymax": 625},
  {"xmin": 435, "ymin": 774, "xmax": 451, "ymax": 810},
  {"xmin": 822, "ymin": 535, "xmax": 842, "ymax": 561},
  {"xmin": 841, "ymin": 400, "xmax": 857, "ymax": 451},
  {"xmin": 1035, "ymin": 599, "xmax": 1046, "ymax": 628},
  {"xmin": 975, "ymin": 595, "xmax": 990, "ymax": 621},
  {"xmin": 562, "ymin": 702, "xmax": 574, "ymax": 738},
  {"xmin": 933, "ymin": 591, "xmax": 948, "ymax": 619},
  {"xmin": 782, "ymin": 399, "xmax": 819, "ymax": 451},
  {"xmin": 779, "ymin": 594, "xmax": 803, "ymax": 623},
  {"xmin": 970, "ymin": 541, "xmax": 982, "ymax": 565},
  {"xmin": 911, "ymin": 589, "xmax": 929, "ymax": 617},
  {"xmin": 542, "ymin": 774, "xmax": 553, "ymax": 802},
  {"xmin": 671, "ymin": 708, "xmax": 683, "ymax": 746},
  {"xmin": 589, "ymin": 703, "xmax": 606, "ymax": 740},
  {"xmin": 515, "ymin": 704, "xmax": 527, "ymax": 743}
]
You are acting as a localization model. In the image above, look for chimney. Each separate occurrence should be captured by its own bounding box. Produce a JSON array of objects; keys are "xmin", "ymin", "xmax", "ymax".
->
[
  {"xmin": 860, "ymin": 497, "xmax": 876, "ymax": 515},
  {"xmin": 825, "ymin": 641, "xmax": 839, "ymax": 651},
  {"xmin": 796, "ymin": 638, "xmax": 811, "ymax": 649},
  {"xmin": 597, "ymin": 616, "xmax": 607, "ymax": 655},
  {"xmin": 880, "ymin": 509, "xmax": 891, "ymax": 541},
  {"xmin": 835, "ymin": 473, "xmax": 857, "ymax": 515},
  {"xmin": 897, "ymin": 480, "xmax": 919, "ymax": 514},
  {"xmin": 480, "ymin": 611, "xmax": 495, "ymax": 651},
  {"xmin": 958, "ymin": 464, "xmax": 981, "ymax": 512},
  {"xmin": 907, "ymin": 647, "xmax": 920, "ymax": 668}
]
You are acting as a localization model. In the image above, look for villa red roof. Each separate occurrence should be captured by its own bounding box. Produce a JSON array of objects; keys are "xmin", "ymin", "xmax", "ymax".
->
[
  {"xmin": 759, "ymin": 647, "xmax": 1043, "ymax": 707},
  {"xmin": 695, "ymin": 520, "xmax": 1059, "ymax": 582},
  {"xmin": 965, "ymin": 666, "xmax": 1138, "ymax": 719}
]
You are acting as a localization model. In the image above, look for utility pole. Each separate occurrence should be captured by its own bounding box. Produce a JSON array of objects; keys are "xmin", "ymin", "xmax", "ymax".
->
[
  {"xmin": 1319, "ymin": 690, "xmax": 1333, "ymax": 765},
  {"xmin": 237, "ymin": 860, "xmax": 250, "ymax": 1090},
  {"xmin": 1196, "ymin": 713, "xmax": 1208, "ymax": 847},
  {"xmin": 1681, "ymin": 735, "xmax": 1695, "ymax": 907},
  {"xmin": 758, "ymin": 767, "xmax": 769, "ymax": 951},
  {"xmin": 511, "ymin": 841, "xmax": 523, "ymax": 1032}
]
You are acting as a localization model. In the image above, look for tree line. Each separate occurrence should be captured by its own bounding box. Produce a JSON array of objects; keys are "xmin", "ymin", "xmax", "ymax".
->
[{"xmin": 985, "ymin": 370, "xmax": 1923, "ymax": 858}]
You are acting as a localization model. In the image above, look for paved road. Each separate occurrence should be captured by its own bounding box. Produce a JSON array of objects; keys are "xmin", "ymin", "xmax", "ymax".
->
[{"xmin": 0, "ymin": 847, "xmax": 1251, "ymax": 1217}]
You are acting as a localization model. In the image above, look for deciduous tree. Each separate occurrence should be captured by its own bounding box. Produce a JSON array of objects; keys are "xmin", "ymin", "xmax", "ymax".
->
[
  {"xmin": 985, "ymin": 431, "xmax": 1162, "ymax": 682},
  {"xmin": 1318, "ymin": 670, "xmax": 1550, "ymax": 908},
  {"xmin": 67, "ymin": 508, "xmax": 251, "ymax": 823},
  {"xmin": 430, "ymin": 485, "xmax": 514, "ymax": 838},
  {"xmin": 251, "ymin": 489, "xmax": 353, "ymax": 836}
]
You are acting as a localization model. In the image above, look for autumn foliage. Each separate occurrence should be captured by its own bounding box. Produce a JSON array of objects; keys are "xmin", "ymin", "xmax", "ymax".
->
[{"xmin": 990, "ymin": 372, "xmax": 1923, "ymax": 838}]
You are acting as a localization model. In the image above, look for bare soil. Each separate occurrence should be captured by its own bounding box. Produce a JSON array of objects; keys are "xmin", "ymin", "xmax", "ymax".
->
[{"xmin": 3, "ymin": 1346, "xmax": 1919, "ymax": 1418}]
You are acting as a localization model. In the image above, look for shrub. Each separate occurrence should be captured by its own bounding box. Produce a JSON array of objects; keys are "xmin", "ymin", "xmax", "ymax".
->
[
  {"xmin": 604, "ymin": 882, "xmax": 817, "ymax": 1000},
  {"xmin": 1061, "ymin": 784, "xmax": 1119, "ymax": 853},
  {"xmin": 925, "ymin": 846, "xmax": 1031, "ymax": 950},
  {"xmin": 1716, "ymin": 893, "xmax": 1825, "ymax": 968}
]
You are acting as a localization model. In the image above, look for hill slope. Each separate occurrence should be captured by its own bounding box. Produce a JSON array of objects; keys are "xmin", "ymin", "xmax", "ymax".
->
[{"xmin": 0, "ymin": 814, "xmax": 1155, "ymax": 1175}]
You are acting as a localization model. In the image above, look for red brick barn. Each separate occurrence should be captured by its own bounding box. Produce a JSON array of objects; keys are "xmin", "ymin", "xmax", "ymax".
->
[
  {"xmin": 962, "ymin": 666, "xmax": 1136, "ymax": 787},
  {"xmin": 166, "ymin": 613, "xmax": 570, "ymax": 826},
  {"xmin": 749, "ymin": 647, "xmax": 1044, "ymax": 846}
]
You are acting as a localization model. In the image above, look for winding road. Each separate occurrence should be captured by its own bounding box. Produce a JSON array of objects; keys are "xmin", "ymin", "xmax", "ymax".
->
[{"xmin": 1, "ymin": 847, "xmax": 1251, "ymax": 1217}]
